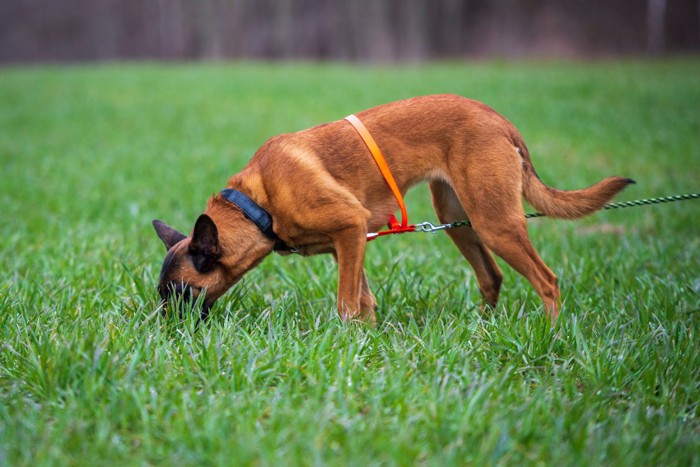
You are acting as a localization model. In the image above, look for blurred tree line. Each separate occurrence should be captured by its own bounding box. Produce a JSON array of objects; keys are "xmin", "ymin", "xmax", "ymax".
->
[{"xmin": 1, "ymin": 0, "xmax": 698, "ymax": 63}]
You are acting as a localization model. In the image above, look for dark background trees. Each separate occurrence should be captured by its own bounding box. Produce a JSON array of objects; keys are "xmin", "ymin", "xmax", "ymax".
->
[{"xmin": 1, "ymin": 0, "xmax": 698, "ymax": 63}]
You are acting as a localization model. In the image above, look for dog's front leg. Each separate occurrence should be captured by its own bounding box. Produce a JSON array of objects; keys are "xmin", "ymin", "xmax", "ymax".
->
[
  {"xmin": 359, "ymin": 269, "xmax": 377, "ymax": 323},
  {"xmin": 332, "ymin": 252, "xmax": 377, "ymax": 324},
  {"xmin": 333, "ymin": 227, "xmax": 370, "ymax": 323}
]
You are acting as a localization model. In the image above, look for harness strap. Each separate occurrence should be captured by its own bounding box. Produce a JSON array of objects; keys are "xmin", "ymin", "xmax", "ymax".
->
[{"xmin": 345, "ymin": 114, "xmax": 414, "ymax": 239}]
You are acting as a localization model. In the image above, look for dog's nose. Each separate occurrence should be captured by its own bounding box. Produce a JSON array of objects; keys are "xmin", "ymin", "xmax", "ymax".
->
[
  {"xmin": 173, "ymin": 282, "xmax": 193, "ymax": 298},
  {"xmin": 158, "ymin": 282, "xmax": 210, "ymax": 320},
  {"xmin": 159, "ymin": 281, "xmax": 195, "ymax": 300}
]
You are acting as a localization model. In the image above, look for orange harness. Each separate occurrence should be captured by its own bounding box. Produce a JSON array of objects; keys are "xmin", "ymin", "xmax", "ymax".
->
[{"xmin": 344, "ymin": 114, "xmax": 416, "ymax": 240}]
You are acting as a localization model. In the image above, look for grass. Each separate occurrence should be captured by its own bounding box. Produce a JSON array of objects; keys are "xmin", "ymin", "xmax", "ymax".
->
[{"xmin": 1, "ymin": 59, "xmax": 699, "ymax": 465}]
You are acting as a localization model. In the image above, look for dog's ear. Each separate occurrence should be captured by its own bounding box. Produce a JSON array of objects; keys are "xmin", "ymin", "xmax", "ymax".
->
[
  {"xmin": 189, "ymin": 214, "xmax": 221, "ymax": 272},
  {"xmin": 153, "ymin": 220, "xmax": 187, "ymax": 250}
]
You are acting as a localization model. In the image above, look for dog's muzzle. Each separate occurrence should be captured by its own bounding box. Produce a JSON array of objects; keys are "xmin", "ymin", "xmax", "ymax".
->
[{"xmin": 158, "ymin": 282, "xmax": 211, "ymax": 320}]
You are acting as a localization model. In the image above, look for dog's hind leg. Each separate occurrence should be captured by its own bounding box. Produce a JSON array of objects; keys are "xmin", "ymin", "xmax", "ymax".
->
[
  {"xmin": 473, "ymin": 219, "xmax": 560, "ymax": 318},
  {"xmin": 429, "ymin": 180, "xmax": 503, "ymax": 310},
  {"xmin": 447, "ymin": 162, "xmax": 560, "ymax": 318}
]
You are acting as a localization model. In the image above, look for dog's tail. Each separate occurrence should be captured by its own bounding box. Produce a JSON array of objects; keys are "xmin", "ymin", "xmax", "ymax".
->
[{"xmin": 515, "ymin": 137, "xmax": 634, "ymax": 220}]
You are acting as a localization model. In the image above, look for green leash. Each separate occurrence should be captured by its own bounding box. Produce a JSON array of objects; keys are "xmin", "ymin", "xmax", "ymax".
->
[{"xmin": 415, "ymin": 193, "xmax": 700, "ymax": 233}]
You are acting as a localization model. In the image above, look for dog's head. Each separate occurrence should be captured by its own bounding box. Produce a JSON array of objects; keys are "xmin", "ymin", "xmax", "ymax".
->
[{"xmin": 152, "ymin": 214, "xmax": 232, "ymax": 320}]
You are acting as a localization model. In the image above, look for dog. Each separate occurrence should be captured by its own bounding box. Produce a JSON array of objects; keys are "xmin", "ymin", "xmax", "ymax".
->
[{"xmin": 153, "ymin": 94, "xmax": 633, "ymax": 322}]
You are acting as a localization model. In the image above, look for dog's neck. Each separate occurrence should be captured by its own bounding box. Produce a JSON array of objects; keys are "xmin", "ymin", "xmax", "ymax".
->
[
  {"xmin": 204, "ymin": 197, "xmax": 275, "ymax": 284},
  {"xmin": 218, "ymin": 188, "xmax": 295, "ymax": 252}
]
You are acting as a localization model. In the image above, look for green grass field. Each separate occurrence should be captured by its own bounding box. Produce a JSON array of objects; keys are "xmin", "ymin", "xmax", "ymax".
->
[{"xmin": 1, "ymin": 60, "xmax": 699, "ymax": 465}]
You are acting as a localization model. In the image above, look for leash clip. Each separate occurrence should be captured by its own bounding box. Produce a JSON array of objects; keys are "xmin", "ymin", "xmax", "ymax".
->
[{"xmin": 415, "ymin": 221, "xmax": 452, "ymax": 233}]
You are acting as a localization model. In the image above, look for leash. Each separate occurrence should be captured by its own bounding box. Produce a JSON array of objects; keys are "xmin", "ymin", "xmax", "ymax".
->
[{"xmin": 408, "ymin": 192, "xmax": 700, "ymax": 235}]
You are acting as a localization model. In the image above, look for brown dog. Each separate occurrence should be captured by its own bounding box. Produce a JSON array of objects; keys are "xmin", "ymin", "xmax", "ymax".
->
[{"xmin": 153, "ymin": 94, "xmax": 632, "ymax": 321}]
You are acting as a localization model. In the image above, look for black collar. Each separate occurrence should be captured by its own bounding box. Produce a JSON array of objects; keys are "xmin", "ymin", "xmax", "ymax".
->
[{"xmin": 220, "ymin": 188, "xmax": 296, "ymax": 252}]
